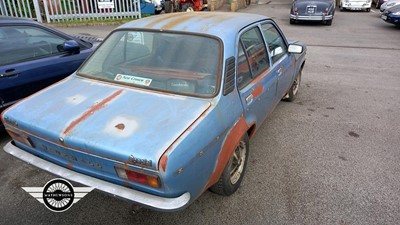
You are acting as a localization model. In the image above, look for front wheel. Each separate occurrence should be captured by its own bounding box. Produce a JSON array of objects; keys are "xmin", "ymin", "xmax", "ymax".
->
[
  {"xmin": 284, "ymin": 69, "xmax": 302, "ymax": 102},
  {"xmin": 164, "ymin": 1, "xmax": 173, "ymax": 13},
  {"xmin": 182, "ymin": 3, "xmax": 195, "ymax": 11},
  {"xmin": 210, "ymin": 134, "xmax": 249, "ymax": 196}
]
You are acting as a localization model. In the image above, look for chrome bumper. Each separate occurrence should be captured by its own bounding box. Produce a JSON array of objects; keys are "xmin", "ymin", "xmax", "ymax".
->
[
  {"xmin": 290, "ymin": 14, "xmax": 333, "ymax": 21},
  {"xmin": 4, "ymin": 141, "xmax": 190, "ymax": 211}
]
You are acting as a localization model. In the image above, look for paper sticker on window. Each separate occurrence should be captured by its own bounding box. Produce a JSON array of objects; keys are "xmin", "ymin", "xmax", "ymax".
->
[
  {"xmin": 114, "ymin": 74, "xmax": 152, "ymax": 86},
  {"xmin": 126, "ymin": 32, "xmax": 144, "ymax": 44}
]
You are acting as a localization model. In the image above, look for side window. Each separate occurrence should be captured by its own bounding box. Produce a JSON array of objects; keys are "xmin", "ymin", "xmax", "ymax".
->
[
  {"xmin": 237, "ymin": 43, "xmax": 252, "ymax": 90},
  {"xmin": 261, "ymin": 23, "xmax": 288, "ymax": 64},
  {"xmin": 0, "ymin": 26, "xmax": 67, "ymax": 66},
  {"xmin": 239, "ymin": 27, "xmax": 270, "ymax": 78}
]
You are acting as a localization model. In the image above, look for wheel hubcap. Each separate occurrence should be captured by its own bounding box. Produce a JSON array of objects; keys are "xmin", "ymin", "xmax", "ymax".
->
[
  {"xmin": 292, "ymin": 75, "xmax": 300, "ymax": 95},
  {"xmin": 230, "ymin": 140, "xmax": 247, "ymax": 185}
]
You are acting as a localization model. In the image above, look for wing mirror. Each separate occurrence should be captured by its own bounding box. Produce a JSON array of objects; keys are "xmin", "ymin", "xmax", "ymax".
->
[
  {"xmin": 63, "ymin": 40, "xmax": 80, "ymax": 53},
  {"xmin": 288, "ymin": 44, "xmax": 303, "ymax": 54}
]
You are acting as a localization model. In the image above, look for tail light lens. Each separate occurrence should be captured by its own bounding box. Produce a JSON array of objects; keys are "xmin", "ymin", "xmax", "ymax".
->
[
  {"xmin": 6, "ymin": 128, "xmax": 34, "ymax": 148},
  {"xmin": 115, "ymin": 166, "xmax": 161, "ymax": 188}
]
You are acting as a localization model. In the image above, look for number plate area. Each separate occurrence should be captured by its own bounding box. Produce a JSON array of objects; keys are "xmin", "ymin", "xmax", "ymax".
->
[{"xmin": 307, "ymin": 6, "xmax": 316, "ymax": 14}]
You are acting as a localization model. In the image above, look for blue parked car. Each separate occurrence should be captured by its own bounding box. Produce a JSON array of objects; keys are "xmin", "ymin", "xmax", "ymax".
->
[
  {"xmin": 381, "ymin": 4, "xmax": 400, "ymax": 25},
  {"xmin": 0, "ymin": 16, "xmax": 96, "ymax": 128},
  {"xmin": 2, "ymin": 12, "xmax": 306, "ymax": 211}
]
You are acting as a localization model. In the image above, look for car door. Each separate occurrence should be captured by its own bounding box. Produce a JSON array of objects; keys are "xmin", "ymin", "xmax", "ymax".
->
[
  {"xmin": 237, "ymin": 26, "xmax": 277, "ymax": 126},
  {"xmin": 260, "ymin": 22, "xmax": 295, "ymax": 100},
  {"xmin": 0, "ymin": 25, "xmax": 91, "ymax": 112}
]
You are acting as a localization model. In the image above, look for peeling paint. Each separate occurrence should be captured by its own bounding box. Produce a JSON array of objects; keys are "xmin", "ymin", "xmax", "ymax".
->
[
  {"xmin": 205, "ymin": 116, "xmax": 248, "ymax": 189},
  {"xmin": 62, "ymin": 90, "xmax": 123, "ymax": 136},
  {"xmin": 66, "ymin": 94, "xmax": 86, "ymax": 105}
]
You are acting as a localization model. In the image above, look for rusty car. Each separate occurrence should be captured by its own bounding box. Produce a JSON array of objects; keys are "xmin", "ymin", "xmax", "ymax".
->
[{"xmin": 2, "ymin": 12, "xmax": 306, "ymax": 211}]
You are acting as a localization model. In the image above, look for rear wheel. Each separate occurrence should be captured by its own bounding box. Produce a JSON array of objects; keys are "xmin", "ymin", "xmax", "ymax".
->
[
  {"xmin": 210, "ymin": 134, "xmax": 249, "ymax": 196},
  {"xmin": 325, "ymin": 19, "xmax": 332, "ymax": 26},
  {"xmin": 366, "ymin": 8, "xmax": 371, "ymax": 12}
]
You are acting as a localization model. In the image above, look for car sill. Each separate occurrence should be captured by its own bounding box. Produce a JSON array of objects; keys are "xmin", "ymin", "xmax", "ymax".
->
[{"xmin": 3, "ymin": 141, "xmax": 190, "ymax": 212}]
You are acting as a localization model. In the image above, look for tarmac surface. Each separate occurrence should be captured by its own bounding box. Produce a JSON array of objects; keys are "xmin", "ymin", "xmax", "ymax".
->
[{"xmin": 1, "ymin": 0, "xmax": 400, "ymax": 224}]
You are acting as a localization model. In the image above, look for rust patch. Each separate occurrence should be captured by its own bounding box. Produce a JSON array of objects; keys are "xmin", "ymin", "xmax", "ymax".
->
[
  {"xmin": 161, "ymin": 14, "xmax": 195, "ymax": 30},
  {"xmin": 205, "ymin": 116, "xmax": 248, "ymax": 189},
  {"xmin": 159, "ymin": 155, "xmax": 168, "ymax": 172},
  {"xmin": 252, "ymin": 85, "xmax": 263, "ymax": 99},
  {"xmin": 115, "ymin": 123, "xmax": 125, "ymax": 130},
  {"xmin": 62, "ymin": 90, "xmax": 123, "ymax": 135},
  {"xmin": 66, "ymin": 163, "xmax": 73, "ymax": 169}
]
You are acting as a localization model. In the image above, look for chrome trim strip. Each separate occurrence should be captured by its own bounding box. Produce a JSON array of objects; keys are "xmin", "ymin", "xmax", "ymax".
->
[
  {"xmin": 4, "ymin": 141, "xmax": 190, "ymax": 211},
  {"xmin": 290, "ymin": 14, "xmax": 333, "ymax": 20}
]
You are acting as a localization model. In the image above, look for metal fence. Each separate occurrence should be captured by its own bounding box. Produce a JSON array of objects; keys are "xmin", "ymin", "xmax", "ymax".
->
[{"xmin": 0, "ymin": 0, "xmax": 141, "ymax": 23}]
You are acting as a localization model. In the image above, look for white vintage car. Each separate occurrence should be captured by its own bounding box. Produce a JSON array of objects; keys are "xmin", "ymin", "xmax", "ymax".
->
[{"xmin": 339, "ymin": 0, "xmax": 372, "ymax": 11}]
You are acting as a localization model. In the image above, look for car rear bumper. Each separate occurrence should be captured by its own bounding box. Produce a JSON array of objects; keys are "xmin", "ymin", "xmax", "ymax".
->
[
  {"xmin": 290, "ymin": 14, "xmax": 333, "ymax": 21},
  {"xmin": 4, "ymin": 141, "xmax": 191, "ymax": 212},
  {"xmin": 341, "ymin": 3, "xmax": 371, "ymax": 9}
]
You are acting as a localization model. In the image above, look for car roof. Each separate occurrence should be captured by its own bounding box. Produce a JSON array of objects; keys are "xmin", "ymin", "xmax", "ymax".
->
[
  {"xmin": 0, "ymin": 16, "xmax": 38, "ymax": 24},
  {"xmin": 118, "ymin": 12, "xmax": 270, "ymax": 39}
]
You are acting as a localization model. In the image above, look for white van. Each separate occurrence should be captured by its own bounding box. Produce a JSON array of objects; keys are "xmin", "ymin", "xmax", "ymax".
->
[{"xmin": 339, "ymin": 0, "xmax": 372, "ymax": 11}]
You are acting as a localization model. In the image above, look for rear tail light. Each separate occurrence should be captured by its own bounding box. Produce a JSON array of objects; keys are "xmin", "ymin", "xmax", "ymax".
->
[
  {"xmin": 115, "ymin": 166, "xmax": 161, "ymax": 188},
  {"xmin": 6, "ymin": 128, "xmax": 34, "ymax": 148}
]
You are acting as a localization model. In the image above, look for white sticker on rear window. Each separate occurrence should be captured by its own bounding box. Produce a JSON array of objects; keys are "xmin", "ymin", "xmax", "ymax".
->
[{"xmin": 114, "ymin": 74, "xmax": 152, "ymax": 86}]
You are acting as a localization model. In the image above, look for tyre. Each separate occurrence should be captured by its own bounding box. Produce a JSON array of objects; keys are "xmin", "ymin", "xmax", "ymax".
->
[
  {"xmin": 210, "ymin": 134, "xmax": 249, "ymax": 196},
  {"xmin": 366, "ymin": 8, "xmax": 371, "ymax": 12},
  {"xmin": 182, "ymin": 3, "xmax": 195, "ymax": 11},
  {"xmin": 244, "ymin": 0, "xmax": 251, "ymax": 8},
  {"xmin": 325, "ymin": 19, "xmax": 332, "ymax": 26},
  {"xmin": 285, "ymin": 69, "xmax": 302, "ymax": 102},
  {"xmin": 164, "ymin": 1, "xmax": 173, "ymax": 13}
]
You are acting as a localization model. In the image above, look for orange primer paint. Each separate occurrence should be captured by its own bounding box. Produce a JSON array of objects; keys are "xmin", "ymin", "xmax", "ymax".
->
[
  {"xmin": 252, "ymin": 85, "xmax": 263, "ymax": 98},
  {"xmin": 205, "ymin": 116, "xmax": 248, "ymax": 188},
  {"xmin": 160, "ymin": 155, "xmax": 168, "ymax": 172},
  {"xmin": 63, "ymin": 89, "xmax": 123, "ymax": 135}
]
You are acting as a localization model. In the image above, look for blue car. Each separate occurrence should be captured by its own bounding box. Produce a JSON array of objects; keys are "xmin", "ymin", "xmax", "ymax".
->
[
  {"xmin": 0, "ymin": 16, "xmax": 96, "ymax": 128},
  {"xmin": 381, "ymin": 4, "xmax": 400, "ymax": 25},
  {"xmin": 2, "ymin": 12, "xmax": 306, "ymax": 211}
]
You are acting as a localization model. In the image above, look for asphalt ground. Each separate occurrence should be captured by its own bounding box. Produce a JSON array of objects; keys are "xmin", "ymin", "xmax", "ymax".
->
[{"xmin": 1, "ymin": 1, "xmax": 399, "ymax": 224}]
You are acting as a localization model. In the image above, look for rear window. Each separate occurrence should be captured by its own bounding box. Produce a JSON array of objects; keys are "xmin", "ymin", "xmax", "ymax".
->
[{"xmin": 78, "ymin": 30, "xmax": 222, "ymax": 97}]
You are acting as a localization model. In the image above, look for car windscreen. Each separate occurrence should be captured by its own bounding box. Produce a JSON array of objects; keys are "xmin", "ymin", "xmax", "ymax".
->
[{"xmin": 78, "ymin": 30, "xmax": 221, "ymax": 97}]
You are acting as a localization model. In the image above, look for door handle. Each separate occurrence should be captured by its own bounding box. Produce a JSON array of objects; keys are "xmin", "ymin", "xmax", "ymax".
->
[
  {"xmin": 0, "ymin": 69, "xmax": 19, "ymax": 78},
  {"xmin": 245, "ymin": 94, "xmax": 254, "ymax": 104},
  {"xmin": 277, "ymin": 67, "xmax": 283, "ymax": 75}
]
